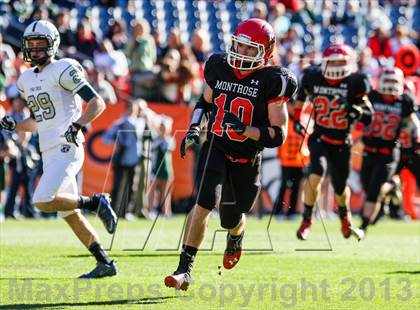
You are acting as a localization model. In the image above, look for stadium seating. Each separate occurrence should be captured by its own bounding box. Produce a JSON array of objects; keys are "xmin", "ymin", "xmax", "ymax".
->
[{"xmin": 1, "ymin": 0, "xmax": 419, "ymax": 54}]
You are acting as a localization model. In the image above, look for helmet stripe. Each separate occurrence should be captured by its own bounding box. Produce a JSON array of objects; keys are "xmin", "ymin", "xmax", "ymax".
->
[{"xmin": 32, "ymin": 21, "xmax": 38, "ymax": 32}]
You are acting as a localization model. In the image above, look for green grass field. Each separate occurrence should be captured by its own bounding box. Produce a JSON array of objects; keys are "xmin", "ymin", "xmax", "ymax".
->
[{"xmin": 0, "ymin": 215, "xmax": 419, "ymax": 309}]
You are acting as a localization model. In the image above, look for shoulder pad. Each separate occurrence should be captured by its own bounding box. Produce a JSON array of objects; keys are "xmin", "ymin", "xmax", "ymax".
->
[{"xmin": 57, "ymin": 58, "xmax": 88, "ymax": 94}]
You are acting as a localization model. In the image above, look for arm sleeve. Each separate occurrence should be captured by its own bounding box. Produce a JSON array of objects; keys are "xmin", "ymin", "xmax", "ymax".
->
[
  {"xmin": 266, "ymin": 67, "xmax": 298, "ymax": 104},
  {"xmin": 295, "ymin": 68, "xmax": 312, "ymax": 102},
  {"xmin": 402, "ymin": 94, "xmax": 416, "ymax": 118},
  {"xmin": 191, "ymin": 95, "xmax": 212, "ymax": 128},
  {"xmin": 349, "ymin": 73, "xmax": 371, "ymax": 103},
  {"xmin": 58, "ymin": 59, "xmax": 89, "ymax": 94},
  {"xmin": 348, "ymin": 73, "xmax": 373, "ymax": 125},
  {"xmin": 203, "ymin": 54, "xmax": 222, "ymax": 88},
  {"xmin": 76, "ymin": 84, "xmax": 99, "ymax": 102}
]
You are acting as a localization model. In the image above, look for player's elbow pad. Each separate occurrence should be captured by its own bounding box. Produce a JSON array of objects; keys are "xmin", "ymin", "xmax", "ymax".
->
[
  {"xmin": 191, "ymin": 95, "xmax": 212, "ymax": 129},
  {"xmin": 258, "ymin": 126, "xmax": 285, "ymax": 148}
]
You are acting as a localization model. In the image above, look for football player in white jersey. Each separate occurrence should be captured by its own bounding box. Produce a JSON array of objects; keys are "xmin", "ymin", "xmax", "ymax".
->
[{"xmin": 0, "ymin": 20, "xmax": 118, "ymax": 278}]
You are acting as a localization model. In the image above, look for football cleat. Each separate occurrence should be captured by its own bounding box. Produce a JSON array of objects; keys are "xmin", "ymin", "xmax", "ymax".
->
[
  {"xmin": 164, "ymin": 272, "xmax": 191, "ymax": 291},
  {"xmin": 351, "ymin": 227, "xmax": 366, "ymax": 241},
  {"xmin": 296, "ymin": 219, "xmax": 312, "ymax": 240},
  {"xmin": 223, "ymin": 232, "xmax": 243, "ymax": 270},
  {"xmin": 79, "ymin": 261, "xmax": 117, "ymax": 279},
  {"xmin": 95, "ymin": 194, "xmax": 117, "ymax": 234},
  {"xmin": 340, "ymin": 215, "xmax": 352, "ymax": 239}
]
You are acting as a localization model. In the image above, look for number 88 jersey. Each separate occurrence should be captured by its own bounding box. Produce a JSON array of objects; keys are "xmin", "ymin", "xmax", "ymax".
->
[
  {"xmin": 204, "ymin": 53, "xmax": 298, "ymax": 159},
  {"xmin": 17, "ymin": 58, "xmax": 87, "ymax": 152}
]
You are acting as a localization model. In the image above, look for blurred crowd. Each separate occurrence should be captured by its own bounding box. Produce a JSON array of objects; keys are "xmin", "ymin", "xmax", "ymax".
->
[{"xmin": 0, "ymin": 0, "xmax": 418, "ymax": 220}]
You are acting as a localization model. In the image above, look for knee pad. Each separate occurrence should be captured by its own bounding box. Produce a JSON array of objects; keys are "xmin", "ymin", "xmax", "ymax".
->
[{"xmin": 219, "ymin": 204, "xmax": 242, "ymax": 229}]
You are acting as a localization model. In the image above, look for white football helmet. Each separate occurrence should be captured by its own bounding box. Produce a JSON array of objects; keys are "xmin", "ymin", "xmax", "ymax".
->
[
  {"xmin": 22, "ymin": 20, "xmax": 60, "ymax": 65},
  {"xmin": 321, "ymin": 44, "xmax": 356, "ymax": 81},
  {"xmin": 378, "ymin": 67, "xmax": 405, "ymax": 96}
]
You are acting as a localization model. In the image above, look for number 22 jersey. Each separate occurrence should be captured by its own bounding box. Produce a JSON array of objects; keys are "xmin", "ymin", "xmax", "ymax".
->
[{"xmin": 296, "ymin": 65, "xmax": 370, "ymax": 142}]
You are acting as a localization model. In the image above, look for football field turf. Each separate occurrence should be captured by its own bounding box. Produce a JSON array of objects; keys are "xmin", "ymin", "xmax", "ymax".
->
[{"xmin": 0, "ymin": 215, "xmax": 418, "ymax": 309}]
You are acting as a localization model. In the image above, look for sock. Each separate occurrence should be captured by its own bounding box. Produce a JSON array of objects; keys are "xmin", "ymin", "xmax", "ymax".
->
[
  {"xmin": 228, "ymin": 231, "xmax": 244, "ymax": 241},
  {"xmin": 338, "ymin": 206, "xmax": 349, "ymax": 219},
  {"xmin": 88, "ymin": 242, "xmax": 112, "ymax": 265},
  {"xmin": 78, "ymin": 195, "xmax": 100, "ymax": 212},
  {"xmin": 175, "ymin": 245, "xmax": 197, "ymax": 275},
  {"xmin": 183, "ymin": 244, "xmax": 198, "ymax": 256},
  {"xmin": 302, "ymin": 204, "xmax": 313, "ymax": 221},
  {"xmin": 360, "ymin": 215, "xmax": 370, "ymax": 230},
  {"xmin": 227, "ymin": 231, "xmax": 244, "ymax": 250}
]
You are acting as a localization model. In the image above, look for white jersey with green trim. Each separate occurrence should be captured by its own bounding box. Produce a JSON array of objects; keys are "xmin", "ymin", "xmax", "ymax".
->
[{"xmin": 17, "ymin": 58, "xmax": 88, "ymax": 152}]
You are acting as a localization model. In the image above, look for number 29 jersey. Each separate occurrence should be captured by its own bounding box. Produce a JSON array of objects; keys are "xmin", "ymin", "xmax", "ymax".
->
[
  {"xmin": 296, "ymin": 65, "xmax": 370, "ymax": 141},
  {"xmin": 204, "ymin": 53, "xmax": 298, "ymax": 159},
  {"xmin": 17, "ymin": 58, "xmax": 88, "ymax": 152}
]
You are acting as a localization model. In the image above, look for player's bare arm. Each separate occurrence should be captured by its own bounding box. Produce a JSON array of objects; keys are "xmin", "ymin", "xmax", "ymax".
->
[
  {"xmin": 15, "ymin": 117, "xmax": 38, "ymax": 132},
  {"xmin": 242, "ymin": 100, "xmax": 288, "ymax": 143},
  {"xmin": 64, "ymin": 84, "xmax": 105, "ymax": 146},
  {"xmin": 292, "ymin": 99, "xmax": 305, "ymax": 119},
  {"xmin": 291, "ymin": 99, "xmax": 307, "ymax": 136},
  {"xmin": 75, "ymin": 94, "xmax": 106, "ymax": 126}
]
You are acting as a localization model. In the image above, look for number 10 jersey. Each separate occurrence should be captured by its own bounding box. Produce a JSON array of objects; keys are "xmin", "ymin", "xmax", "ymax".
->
[{"xmin": 204, "ymin": 53, "xmax": 298, "ymax": 159}]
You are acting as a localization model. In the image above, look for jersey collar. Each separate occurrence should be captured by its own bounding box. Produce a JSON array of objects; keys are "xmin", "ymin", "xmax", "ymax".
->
[{"xmin": 232, "ymin": 65, "xmax": 268, "ymax": 80}]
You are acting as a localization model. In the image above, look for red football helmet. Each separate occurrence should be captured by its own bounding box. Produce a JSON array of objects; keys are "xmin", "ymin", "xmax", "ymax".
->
[
  {"xmin": 321, "ymin": 44, "xmax": 356, "ymax": 81},
  {"xmin": 227, "ymin": 18, "xmax": 275, "ymax": 71},
  {"xmin": 378, "ymin": 67, "xmax": 405, "ymax": 96}
]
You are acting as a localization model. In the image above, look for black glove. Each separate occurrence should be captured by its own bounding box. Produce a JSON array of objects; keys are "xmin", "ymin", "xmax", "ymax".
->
[
  {"xmin": 222, "ymin": 111, "xmax": 246, "ymax": 134},
  {"xmin": 0, "ymin": 116, "xmax": 16, "ymax": 131},
  {"xmin": 293, "ymin": 121, "xmax": 306, "ymax": 136},
  {"xmin": 180, "ymin": 125, "xmax": 200, "ymax": 158},
  {"xmin": 64, "ymin": 122, "xmax": 82, "ymax": 146},
  {"xmin": 338, "ymin": 97, "xmax": 363, "ymax": 121}
]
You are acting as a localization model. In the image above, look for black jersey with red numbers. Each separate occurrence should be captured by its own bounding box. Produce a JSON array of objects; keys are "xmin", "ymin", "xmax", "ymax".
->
[
  {"xmin": 204, "ymin": 53, "xmax": 298, "ymax": 158},
  {"xmin": 363, "ymin": 91, "xmax": 415, "ymax": 149},
  {"xmin": 296, "ymin": 65, "xmax": 370, "ymax": 141},
  {"xmin": 400, "ymin": 122, "xmax": 419, "ymax": 156}
]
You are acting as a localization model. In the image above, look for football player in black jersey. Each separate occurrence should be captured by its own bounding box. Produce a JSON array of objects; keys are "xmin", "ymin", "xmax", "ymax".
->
[
  {"xmin": 164, "ymin": 18, "xmax": 298, "ymax": 291},
  {"xmin": 293, "ymin": 44, "xmax": 373, "ymax": 241},
  {"xmin": 355, "ymin": 67, "xmax": 417, "ymax": 239},
  {"xmin": 397, "ymin": 81, "xmax": 420, "ymax": 188},
  {"xmin": 398, "ymin": 115, "xmax": 420, "ymax": 186}
]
